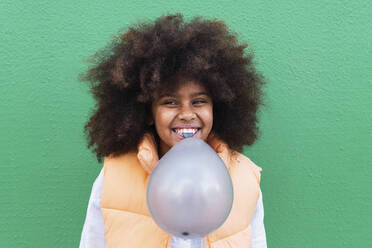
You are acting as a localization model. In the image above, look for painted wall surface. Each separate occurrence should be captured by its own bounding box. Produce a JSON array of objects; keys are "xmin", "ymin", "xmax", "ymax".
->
[{"xmin": 1, "ymin": 0, "xmax": 371, "ymax": 247}]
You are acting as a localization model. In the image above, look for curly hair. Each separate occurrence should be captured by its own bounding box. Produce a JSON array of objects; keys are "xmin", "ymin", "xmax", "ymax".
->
[{"xmin": 81, "ymin": 13, "xmax": 265, "ymax": 163}]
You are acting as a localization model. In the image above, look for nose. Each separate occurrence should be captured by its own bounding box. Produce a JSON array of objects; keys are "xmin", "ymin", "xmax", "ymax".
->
[{"xmin": 178, "ymin": 104, "xmax": 196, "ymax": 121}]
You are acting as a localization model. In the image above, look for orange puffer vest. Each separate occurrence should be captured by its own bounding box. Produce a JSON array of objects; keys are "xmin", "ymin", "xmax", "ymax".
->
[{"xmin": 101, "ymin": 132, "xmax": 262, "ymax": 248}]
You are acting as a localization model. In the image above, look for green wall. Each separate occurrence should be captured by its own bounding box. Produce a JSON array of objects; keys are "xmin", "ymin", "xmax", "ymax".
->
[{"xmin": 1, "ymin": 0, "xmax": 371, "ymax": 247}]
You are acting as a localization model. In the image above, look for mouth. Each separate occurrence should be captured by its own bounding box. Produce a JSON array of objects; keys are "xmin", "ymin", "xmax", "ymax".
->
[{"xmin": 172, "ymin": 128, "xmax": 201, "ymax": 139}]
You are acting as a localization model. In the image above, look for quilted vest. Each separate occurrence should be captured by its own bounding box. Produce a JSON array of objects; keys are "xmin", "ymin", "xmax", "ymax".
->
[{"xmin": 101, "ymin": 132, "xmax": 262, "ymax": 248}]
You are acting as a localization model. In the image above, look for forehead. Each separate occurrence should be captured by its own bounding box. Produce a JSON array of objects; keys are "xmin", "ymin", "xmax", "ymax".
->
[{"xmin": 154, "ymin": 78, "xmax": 210, "ymax": 99}]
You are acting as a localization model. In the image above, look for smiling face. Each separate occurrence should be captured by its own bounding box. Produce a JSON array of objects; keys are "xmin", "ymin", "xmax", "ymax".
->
[{"xmin": 151, "ymin": 79, "xmax": 213, "ymax": 157}]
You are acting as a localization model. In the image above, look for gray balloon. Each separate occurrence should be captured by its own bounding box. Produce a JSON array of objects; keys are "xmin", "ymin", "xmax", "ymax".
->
[{"xmin": 146, "ymin": 137, "xmax": 234, "ymax": 239}]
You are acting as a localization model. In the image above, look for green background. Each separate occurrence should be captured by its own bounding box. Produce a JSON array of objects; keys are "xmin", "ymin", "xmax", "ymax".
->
[{"xmin": 1, "ymin": 0, "xmax": 371, "ymax": 247}]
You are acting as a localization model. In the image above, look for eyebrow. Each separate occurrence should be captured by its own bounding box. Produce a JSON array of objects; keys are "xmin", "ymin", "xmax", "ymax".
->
[{"xmin": 159, "ymin": 92, "xmax": 210, "ymax": 98}]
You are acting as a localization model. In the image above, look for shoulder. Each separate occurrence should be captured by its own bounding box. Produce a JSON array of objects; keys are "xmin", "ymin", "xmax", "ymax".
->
[
  {"xmin": 207, "ymin": 132, "xmax": 262, "ymax": 184},
  {"xmin": 230, "ymin": 150, "xmax": 262, "ymax": 184}
]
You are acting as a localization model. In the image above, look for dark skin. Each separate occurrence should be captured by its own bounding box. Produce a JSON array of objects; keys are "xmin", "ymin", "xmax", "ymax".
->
[{"xmin": 151, "ymin": 80, "xmax": 213, "ymax": 158}]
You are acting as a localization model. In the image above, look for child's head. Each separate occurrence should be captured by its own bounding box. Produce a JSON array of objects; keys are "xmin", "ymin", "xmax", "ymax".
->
[
  {"xmin": 151, "ymin": 76, "xmax": 213, "ymax": 157},
  {"xmin": 82, "ymin": 13, "xmax": 265, "ymax": 162}
]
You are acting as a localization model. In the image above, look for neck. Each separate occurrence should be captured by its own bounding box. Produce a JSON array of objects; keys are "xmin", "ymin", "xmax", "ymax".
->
[{"xmin": 153, "ymin": 133, "xmax": 167, "ymax": 158}]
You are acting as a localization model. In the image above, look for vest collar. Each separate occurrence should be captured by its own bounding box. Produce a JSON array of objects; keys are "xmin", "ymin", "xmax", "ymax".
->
[{"xmin": 136, "ymin": 132, "xmax": 231, "ymax": 174}]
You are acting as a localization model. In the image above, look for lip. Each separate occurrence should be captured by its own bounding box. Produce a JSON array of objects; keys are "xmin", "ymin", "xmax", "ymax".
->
[
  {"xmin": 172, "ymin": 125, "xmax": 201, "ymax": 129},
  {"xmin": 172, "ymin": 128, "xmax": 201, "ymax": 139}
]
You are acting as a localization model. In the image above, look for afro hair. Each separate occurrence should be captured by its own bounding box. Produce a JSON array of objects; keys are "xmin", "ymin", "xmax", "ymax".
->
[{"xmin": 81, "ymin": 13, "xmax": 265, "ymax": 162}]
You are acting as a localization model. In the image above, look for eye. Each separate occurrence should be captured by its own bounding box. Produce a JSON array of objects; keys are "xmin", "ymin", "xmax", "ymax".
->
[
  {"xmin": 162, "ymin": 100, "xmax": 177, "ymax": 105},
  {"xmin": 193, "ymin": 99, "xmax": 207, "ymax": 105}
]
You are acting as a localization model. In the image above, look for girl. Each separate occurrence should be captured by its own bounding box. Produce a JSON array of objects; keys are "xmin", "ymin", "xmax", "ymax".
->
[{"xmin": 79, "ymin": 13, "xmax": 266, "ymax": 248}]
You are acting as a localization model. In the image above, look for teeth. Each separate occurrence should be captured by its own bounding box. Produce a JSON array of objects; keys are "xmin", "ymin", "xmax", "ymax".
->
[{"xmin": 174, "ymin": 128, "xmax": 198, "ymax": 135}]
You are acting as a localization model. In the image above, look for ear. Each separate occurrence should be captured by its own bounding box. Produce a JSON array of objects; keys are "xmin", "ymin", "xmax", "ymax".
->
[
  {"xmin": 147, "ymin": 117, "xmax": 154, "ymax": 126},
  {"xmin": 146, "ymin": 104, "xmax": 154, "ymax": 126}
]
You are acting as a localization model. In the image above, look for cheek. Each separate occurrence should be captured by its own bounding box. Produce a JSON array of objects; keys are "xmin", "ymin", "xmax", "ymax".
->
[
  {"xmin": 154, "ymin": 108, "xmax": 174, "ymax": 131},
  {"xmin": 201, "ymin": 106, "xmax": 213, "ymax": 128}
]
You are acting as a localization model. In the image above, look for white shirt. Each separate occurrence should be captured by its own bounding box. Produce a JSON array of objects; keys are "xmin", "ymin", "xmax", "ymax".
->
[{"xmin": 79, "ymin": 168, "xmax": 267, "ymax": 248}]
